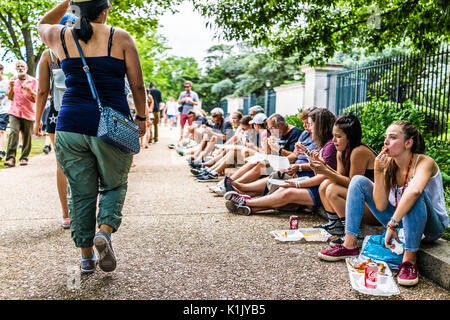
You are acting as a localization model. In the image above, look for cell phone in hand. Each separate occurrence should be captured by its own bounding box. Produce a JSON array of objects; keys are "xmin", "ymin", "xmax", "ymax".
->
[{"xmin": 304, "ymin": 149, "xmax": 312, "ymax": 162}]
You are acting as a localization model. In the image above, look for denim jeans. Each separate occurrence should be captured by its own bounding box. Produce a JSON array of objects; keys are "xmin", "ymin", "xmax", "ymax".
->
[{"xmin": 346, "ymin": 175, "xmax": 445, "ymax": 252}]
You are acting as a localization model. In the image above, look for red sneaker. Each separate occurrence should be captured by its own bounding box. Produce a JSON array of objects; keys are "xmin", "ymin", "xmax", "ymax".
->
[
  {"xmin": 224, "ymin": 191, "xmax": 251, "ymax": 206},
  {"xmin": 397, "ymin": 261, "xmax": 419, "ymax": 286},
  {"xmin": 318, "ymin": 244, "xmax": 360, "ymax": 261}
]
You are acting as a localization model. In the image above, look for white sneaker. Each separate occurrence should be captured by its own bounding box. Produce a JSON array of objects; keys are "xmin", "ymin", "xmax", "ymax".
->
[{"xmin": 209, "ymin": 185, "xmax": 226, "ymax": 196}]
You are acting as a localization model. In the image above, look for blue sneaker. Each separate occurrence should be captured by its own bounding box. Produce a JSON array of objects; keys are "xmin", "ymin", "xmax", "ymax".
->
[
  {"xmin": 93, "ymin": 231, "xmax": 116, "ymax": 272},
  {"xmin": 80, "ymin": 253, "xmax": 98, "ymax": 274}
]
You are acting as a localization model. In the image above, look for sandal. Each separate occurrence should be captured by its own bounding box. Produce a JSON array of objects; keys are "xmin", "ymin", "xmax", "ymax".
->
[
  {"xmin": 4, "ymin": 160, "xmax": 15, "ymax": 167},
  {"xmin": 19, "ymin": 159, "xmax": 28, "ymax": 166}
]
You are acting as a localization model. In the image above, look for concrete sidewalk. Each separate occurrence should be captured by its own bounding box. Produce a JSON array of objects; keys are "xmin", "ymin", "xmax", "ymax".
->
[{"xmin": 0, "ymin": 125, "xmax": 448, "ymax": 300}]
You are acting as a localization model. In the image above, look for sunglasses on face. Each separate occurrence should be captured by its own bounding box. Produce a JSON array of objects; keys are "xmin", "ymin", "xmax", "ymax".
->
[{"xmin": 211, "ymin": 114, "xmax": 218, "ymax": 118}]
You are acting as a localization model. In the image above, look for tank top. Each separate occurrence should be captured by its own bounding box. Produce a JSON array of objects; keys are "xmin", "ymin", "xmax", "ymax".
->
[
  {"xmin": 48, "ymin": 50, "xmax": 60, "ymax": 95},
  {"xmin": 388, "ymin": 155, "xmax": 449, "ymax": 227},
  {"xmin": 56, "ymin": 26, "xmax": 129, "ymax": 137}
]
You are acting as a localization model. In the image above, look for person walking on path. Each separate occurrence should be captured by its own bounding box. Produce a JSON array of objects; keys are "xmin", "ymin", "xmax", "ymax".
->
[
  {"xmin": 149, "ymin": 82, "xmax": 161, "ymax": 143},
  {"xmin": 38, "ymin": 0, "xmax": 147, "ymax": 274},
  {"xmin": 4, "ymin": 60, "xmax": 38, "ymax": 167},
  {"xmin": 34, "ymin": 13, "xmax": 77, "ymax": 230},
  {"xmin": 178, "ymin": 80, "xmax": 199, "ymax": 143},
  {"xmin": 165, "ymin": 96, "xmax": 178, "ymax": 129},
  {"xmin": 0, "ymin": 63, "xmax": 12, "ymax": 161}
]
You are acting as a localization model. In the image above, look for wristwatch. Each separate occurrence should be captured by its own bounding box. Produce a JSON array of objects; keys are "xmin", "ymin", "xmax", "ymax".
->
[{"xmin": 135, "ymin": 114, "xmax": 147, "ymax": 121}]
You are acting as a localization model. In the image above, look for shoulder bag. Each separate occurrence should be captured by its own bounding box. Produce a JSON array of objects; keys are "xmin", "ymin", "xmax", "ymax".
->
[{"xmin": 71, "ymin": 28, "xmax": 140, "ymax": 155}]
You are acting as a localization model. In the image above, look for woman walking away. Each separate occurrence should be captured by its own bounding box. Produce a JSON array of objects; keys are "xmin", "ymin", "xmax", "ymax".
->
[
  {"xmin": 318, "ymin": 121, "xmax": 449, "ymax": 287},
  {"xmin": 38, "ymin": 0, "xmax": 147, "ymax": 274}
]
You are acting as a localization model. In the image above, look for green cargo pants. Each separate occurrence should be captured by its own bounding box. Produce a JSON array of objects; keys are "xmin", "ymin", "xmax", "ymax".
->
[{"xmin": 55, "ymin": 131, "xmax": 132, "ymax": 248}]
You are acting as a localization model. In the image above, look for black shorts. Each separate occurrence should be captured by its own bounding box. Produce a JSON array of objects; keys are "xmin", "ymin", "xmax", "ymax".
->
[
  {"xmin": 45, "ymin": 100, "xmax": 59, "ymax": 134},
  {"xmin": 0, "ymin": 113, "xmax": 9, "ymax": 131}
]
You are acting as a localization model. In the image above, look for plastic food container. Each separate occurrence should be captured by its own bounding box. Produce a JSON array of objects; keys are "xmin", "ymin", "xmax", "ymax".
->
[
  {"xmin": 297, "ymin": 228, "xmax": 332, "ymax": 242},
  {"xmin": 346, "ymin": 256, "xmax": 392, "ymax": 277},
  {"xmin": 346, "ymin": 256, "xmax": 400, "ymax": 296},
  {"xmin": 270, "ymin": 230, "xmax": 303, "ymax": 242}
]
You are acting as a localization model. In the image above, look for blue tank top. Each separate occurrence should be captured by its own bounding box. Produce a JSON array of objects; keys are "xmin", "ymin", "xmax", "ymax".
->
[{"xmin": 56, "ymin": 27, "xmax": 130, "ymax": 137}]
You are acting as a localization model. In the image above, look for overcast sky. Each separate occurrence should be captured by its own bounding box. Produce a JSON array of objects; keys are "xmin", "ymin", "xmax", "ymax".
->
[{"xmin": 158, "ymin": 1, "xmax": 230, "ymax": 69}]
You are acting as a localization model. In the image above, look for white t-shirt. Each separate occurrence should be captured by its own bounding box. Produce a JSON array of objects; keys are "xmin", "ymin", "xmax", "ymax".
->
[
  {"xmin": 166, "ymin": 101, "xmax": 179, "ymax": 116},
  {"xmin": 0, "ymin": 78, "xmax": 12, "ymax": 114}
]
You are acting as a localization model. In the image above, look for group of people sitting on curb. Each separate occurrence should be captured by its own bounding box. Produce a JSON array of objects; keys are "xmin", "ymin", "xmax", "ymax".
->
[{"xmin": 173, "ymin": 105, "xmax": 449, "ymax": 287}]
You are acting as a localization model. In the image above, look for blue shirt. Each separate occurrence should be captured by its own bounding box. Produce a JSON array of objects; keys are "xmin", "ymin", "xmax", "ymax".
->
[
  {"xmin": 295, "ymin": 131, "xmax": 317, "ymax": 164},
  {"xmin": 178, "ymin": 91, "xmax": 199, "ymax": 114},
  {"xmin": 279, "ymin": 126, "xmax": 302, "ymax": 152}
]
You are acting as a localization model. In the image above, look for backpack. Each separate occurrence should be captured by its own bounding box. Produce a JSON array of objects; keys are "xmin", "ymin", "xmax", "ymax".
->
[{"xmin": 49, "ymin": 50, "xmax": 66, "ymax": 111}]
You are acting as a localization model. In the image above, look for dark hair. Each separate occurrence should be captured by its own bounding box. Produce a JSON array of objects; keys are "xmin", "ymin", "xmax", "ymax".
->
[
  {"xmin": 334, "ymin": 114, "xmax": 362, "ymax": 176},
  {"xmin": 72, "ymin": 0, "xmax": 110, "ymax": 43},
  {"xmin": 385, "ymin": 121, "xmax": 426, "ymax": 189},
  {"xmin": 149, "ymin": 82, "xmax": 156, "ymax": 88},
  {"xmin": 308, "ymin": 108, "xmax": 336, "ymax": 148},
  {"xmin": 240, "ymin": 115, "xmax": 252, "ymax": 125},
  {"xmin": 232, "ymin": 111, "xmax": 243, "ymax": 120}
]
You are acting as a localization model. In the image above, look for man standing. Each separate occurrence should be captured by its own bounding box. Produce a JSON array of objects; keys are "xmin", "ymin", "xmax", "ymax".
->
[
  {"xmin": 149, "ymin": 82, "xmax": 162, "ymax": 143},
  {"xmin": 5, "ymin": 60, "xmax": 38, "ymax": 167},
  {"xmin": 0, "ymin": 63, "xmax": 12, "ymax": 161},
  {"xmin": 177, "ymin": 81, "xmax": 199, "ymax": 143}
]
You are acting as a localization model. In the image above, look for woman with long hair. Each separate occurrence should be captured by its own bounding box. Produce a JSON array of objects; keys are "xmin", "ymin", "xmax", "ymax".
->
[
  {"xmin": 38, "ymin": 0, "xmax": 147, "ymax": 274},
  {"xmin": 224, "ymin": 108, "xmax": 337, "ymax": 215},
  {"xmin": 318, "ymin": 121, "xmax": 449, "ymax": 286},
  {"xmin": 311, "ymin": 114, "xmax": 377, "ymax": 239}
]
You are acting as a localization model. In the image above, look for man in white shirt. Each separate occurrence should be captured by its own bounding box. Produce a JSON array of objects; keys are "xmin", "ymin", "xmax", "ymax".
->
[{"xmin": 0, "ymin": 63, "xmax": 12, "ymax": 160}]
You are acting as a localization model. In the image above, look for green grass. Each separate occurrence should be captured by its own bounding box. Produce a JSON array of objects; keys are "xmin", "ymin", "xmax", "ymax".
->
[{"xmin": 0, "ymin": 137, "xmax": 47, "ymax": 168}]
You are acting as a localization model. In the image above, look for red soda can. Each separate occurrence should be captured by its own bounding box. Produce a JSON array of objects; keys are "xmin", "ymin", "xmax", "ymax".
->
[
  {"xmin": 364, "ymin": 262, "xmax": 378, "ymax": 289},
  {"xmin": 289, "ymin": 216, "xmax": 298, "ymax": 230}
]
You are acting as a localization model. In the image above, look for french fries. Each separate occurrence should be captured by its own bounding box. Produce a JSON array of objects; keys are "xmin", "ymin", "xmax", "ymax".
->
[{"xmin": 347, "ymin": 258, "xmax": 386, "ymax": 275}]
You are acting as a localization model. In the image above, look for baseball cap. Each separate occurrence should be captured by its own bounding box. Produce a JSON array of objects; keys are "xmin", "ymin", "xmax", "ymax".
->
[
  {"xmin": 249, "ymin": 113, "xmax": 267, "ymax": 125},
  {"xmin": 59, "ymin": 13, "xmax": 77, "ymax": 25}
]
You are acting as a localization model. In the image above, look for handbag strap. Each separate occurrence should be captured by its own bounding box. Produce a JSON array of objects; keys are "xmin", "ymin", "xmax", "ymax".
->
[{"xmin": 70, "ymin": 28, "xmax": 103, "ymax": 112}]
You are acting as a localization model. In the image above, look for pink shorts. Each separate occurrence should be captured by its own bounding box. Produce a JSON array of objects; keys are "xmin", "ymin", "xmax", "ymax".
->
[{"xmin": 180, "ymin": 113, "xmax": 193, "ymax": 126}]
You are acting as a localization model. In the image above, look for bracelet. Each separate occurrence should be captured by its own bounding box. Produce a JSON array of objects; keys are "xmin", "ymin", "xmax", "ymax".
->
[
  {"xmin": 387, "ymin": 218, "xmax": 399, "ymax": 230},
  {"xmin": 295, "ymin": 181, "xmax": 302, "ymax": 188},
  {"xmin": 135, "ymin": 115, "xmax": 147, "ymax": 121},
  {"xmin": 298, "ymin": 164, "xmax": 303, "ymax": 172},
  {"xmin": 278, "ymin": 148, "xmax": 283, "ymax": 156}
]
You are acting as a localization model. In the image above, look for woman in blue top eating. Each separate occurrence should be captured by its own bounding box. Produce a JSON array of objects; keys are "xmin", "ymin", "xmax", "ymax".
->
[{"xmin": 38, "ymin": 0, "xmax": 147, "ymax": 274}]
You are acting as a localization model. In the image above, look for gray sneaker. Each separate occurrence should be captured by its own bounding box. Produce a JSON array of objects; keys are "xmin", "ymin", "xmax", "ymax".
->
[
  {"xmin": 81, "ymin": 255, "xmax": 98, "ymax": 274},
  {"xmin": 93, "ymin": 231, "xmax": 117, "ymax": 272}
]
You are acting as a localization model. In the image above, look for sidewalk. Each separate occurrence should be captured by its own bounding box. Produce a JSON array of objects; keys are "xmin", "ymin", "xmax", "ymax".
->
[{"xmin": 0, "ymin": 125, "xmax": 448, "ymax": 300}]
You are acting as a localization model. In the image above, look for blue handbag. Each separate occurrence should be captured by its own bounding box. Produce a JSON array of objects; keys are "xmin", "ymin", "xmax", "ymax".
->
[{"xmin": 71, "ymin": 28, "xmax": 140, "ymax": 155}]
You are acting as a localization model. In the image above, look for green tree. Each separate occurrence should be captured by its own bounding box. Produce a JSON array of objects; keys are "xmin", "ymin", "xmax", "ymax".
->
[
  {"xmin": 193, "ymin": 0, "xmax": 450, "ymax": 65},
  {"xmin": 0, "ymin": 0, "xmax": 179, "ymax": 76}
]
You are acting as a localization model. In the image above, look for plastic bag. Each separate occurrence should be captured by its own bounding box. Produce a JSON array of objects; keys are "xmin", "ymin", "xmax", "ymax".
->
[{"xmin": 360, "ymin": 230, "xmax": 405, "ymax": 269}]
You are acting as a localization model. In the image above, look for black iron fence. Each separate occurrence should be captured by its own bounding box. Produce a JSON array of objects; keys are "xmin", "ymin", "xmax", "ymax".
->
[{"xmin": 327, "ymin": 46, "xmax": 449, "ymax": 141}]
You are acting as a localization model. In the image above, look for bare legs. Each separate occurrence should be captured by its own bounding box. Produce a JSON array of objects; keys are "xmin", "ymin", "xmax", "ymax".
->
[
  {"xmin": 244, "ymin": 187, "xmax": 314, "ymax": 213},
  {"xmin": 49, "ymin": 133, "xmax": 69, "ymax": 220}
]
